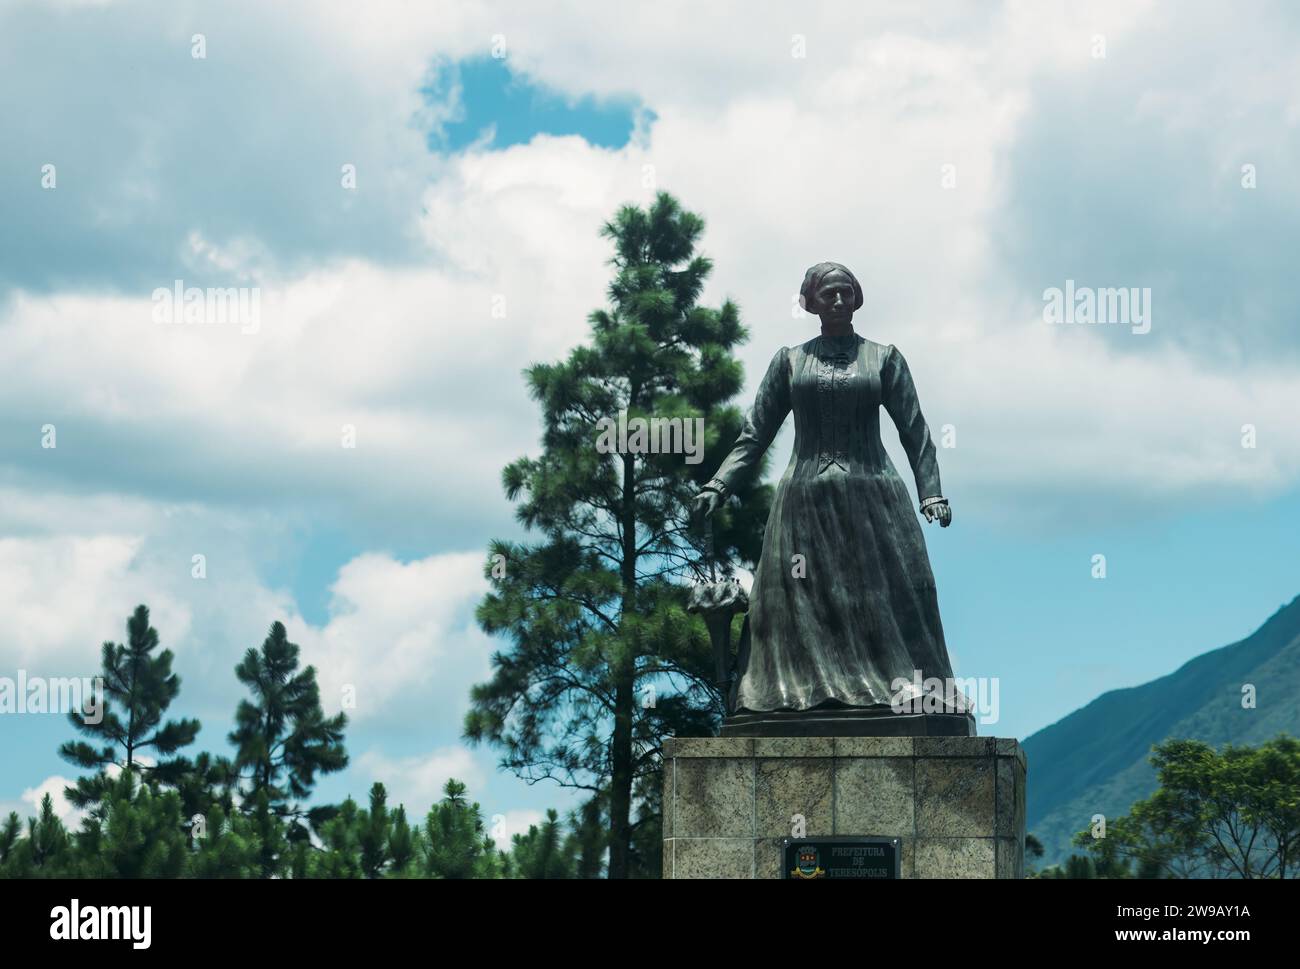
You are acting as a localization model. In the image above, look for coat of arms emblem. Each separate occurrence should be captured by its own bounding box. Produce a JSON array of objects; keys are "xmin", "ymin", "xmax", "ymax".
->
[{"xmin": 790, "ymin": 845, "xmax": 825, "ymax": 879}]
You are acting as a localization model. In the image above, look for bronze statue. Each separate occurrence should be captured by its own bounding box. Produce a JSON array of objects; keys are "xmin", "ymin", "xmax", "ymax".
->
[{"xmin": 692, "ymin": 262, "xmax": 971, "ymax": 736}]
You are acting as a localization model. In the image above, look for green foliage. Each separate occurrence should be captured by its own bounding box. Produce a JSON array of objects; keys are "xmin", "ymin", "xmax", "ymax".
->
[
  {"xmin": 1033, "ymin": 852, "xmax": 1136, "ymax": 879},
  {"xmin": 420, "ymin": 779, "xmax": 507, "ymax": 879},
  {"xmin": 7, "ymin": 603, "xmax": 621, "ymax": 880},
  {"xmin": 0, "ymin": 770, "xmax": 593, "ymax": 879},
  {"xmin": 510, "ymin": 809, "xmax": 573, "ymax": 879},
  {"xmin": 170, "ymin": 749, "xmax": 239, "ymax": 826},
  {"xmin": 467, "ymin": 192, "xmax": 771, "ymax": 877},
  {"xmin": 305, "ymin": 783, "xmax": 418, "ymax": 879},
  {"xmin": 0, "ymin": 794, "xmax": 74, "ymax": 878},
  {"xmin": 311, "ymin": 796, "xmax": 364, "ymax": 878},
  {"xmin": 567, "ymin": 795, "xmax": 607, "ymax": 879},
  {"xmin": 1071, "ymin": 734, "xmax": 1300, "ymax": 878},
  {"xmin": 11, "ymin": 605, "xmax": 311, "ymax": 879},
  {"xmin": 228, "ymin": 621, "xmax": 349, "ymax": 868},
  {"xmin": 72, "ymin": 770, "xmax": 190, "ymax": 878},
  {"xmin": 58, "ymin": 604, "xmax": 200, "ymax": 811},
  {"xmin": 188, "ymin": 803, "xmax": 264, "ymax": 878}
]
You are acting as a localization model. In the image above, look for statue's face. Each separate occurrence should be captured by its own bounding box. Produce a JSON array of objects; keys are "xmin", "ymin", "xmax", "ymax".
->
[{"xmin": 814, "ymin": 271, "xmax": 856, "ymax": 322}]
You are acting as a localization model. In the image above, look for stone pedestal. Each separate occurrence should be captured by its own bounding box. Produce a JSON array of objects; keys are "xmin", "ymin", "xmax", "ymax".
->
[{"xmin": 661, "ymin": 736, "xmax": 1027, "ymax": 879}]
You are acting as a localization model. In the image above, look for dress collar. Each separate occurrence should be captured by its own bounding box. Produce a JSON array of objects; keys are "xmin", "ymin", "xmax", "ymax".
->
[{"xmin": 814, "ymin": 330, "xmax": 861, "ymax": 353}]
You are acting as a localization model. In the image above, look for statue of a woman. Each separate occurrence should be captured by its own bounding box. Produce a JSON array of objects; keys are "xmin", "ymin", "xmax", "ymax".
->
[{"xmin": 692, "ymin": 262, "xmax": 972, "ymax": 736}]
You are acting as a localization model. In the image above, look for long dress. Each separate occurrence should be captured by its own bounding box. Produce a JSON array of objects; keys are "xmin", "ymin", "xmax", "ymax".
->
[{"xmin": 705, "ymin": 330, "xmax": 956, "ymax": 714}]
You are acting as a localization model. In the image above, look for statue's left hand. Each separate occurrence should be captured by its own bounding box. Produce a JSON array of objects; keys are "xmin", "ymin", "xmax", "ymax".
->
[
  {"xmin": 691, "ymin": 488, "xmax": 726, "ymax": 520},
  {"xmin": 922, "ymin": 500, "xmax": 952, "ymax": 527}
]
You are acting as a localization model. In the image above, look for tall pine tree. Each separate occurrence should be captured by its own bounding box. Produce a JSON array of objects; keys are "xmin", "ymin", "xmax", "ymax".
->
[
  {"xmin": 467, "ymin": 192, "xmax": 770, "ymax": 878},
  {"xmin": 228, "ymin": 621, "xmax": 348, "ymax": 871},
  {"xmin": 59, "ymin": 604, "xmax": 200, "ymax": 810}
]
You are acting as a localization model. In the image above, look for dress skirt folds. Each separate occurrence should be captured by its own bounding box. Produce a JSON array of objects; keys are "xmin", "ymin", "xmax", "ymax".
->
[{"xmin": 705, "ymin": 332, "xmax": 956, "ymax": 715}]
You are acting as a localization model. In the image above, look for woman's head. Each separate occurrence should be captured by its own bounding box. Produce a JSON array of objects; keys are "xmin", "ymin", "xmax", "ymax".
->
[{"xmin": 799, "ymin": 262, "xmax": 863, "ymax": 325}]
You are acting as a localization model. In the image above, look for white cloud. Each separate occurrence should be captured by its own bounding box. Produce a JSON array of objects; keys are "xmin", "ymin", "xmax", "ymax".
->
[
  {"xmin": 0, "ymin": 496, "xmax": 500, "ymax": 817},
  {"xmin": 0, "ymin": 490, "xmax": 297, "ymax": 702},
  {"xmin": 1, "ymin": 774, "xmax": 85, "ymax": 829},
  {"xmin": 354, "ymin": 745, "xmax": 486, "ymax": 815},
  {"xmin": 490, "ymin": 809, "xmax": 546, "ymax": 843},
  {"xmin": 0, "ymin": 491, "xmax": 492, "ymax": 731},
  {"xmin": 5, "ymin": 0, "xmax": 1293, "ymax": 534},
  {"xmin": 298, "ymin": 551, "xmax": 494, "ymax": 725}
]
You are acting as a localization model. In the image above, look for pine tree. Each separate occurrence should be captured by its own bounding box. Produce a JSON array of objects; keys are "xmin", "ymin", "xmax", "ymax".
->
[
  {"xmin": 510, "ymin": 808, "xmax": 575, "ymax": 879},
  {"xmin": 358, "ymin": 783, "xmax": 390, "ymax": 878},
  {"xmin": 171, "ymin": 749, "xmax": 239, "ymax": 827},
  {"xmin": 388, "ymin": 803, "xmax": 416, "ymax": 877},
  {"xmin": 310, "ymin": 796, "xmax": 364, "ymax": 878},
  {"xmin": 306, "ymin": 783, "xmax": 417, "ymax": 879},
  {"xmin": 188, "ymin": 803, "xmax": 264, "ymax": 878},
  {"xmin": 421, "ymin": 779, "xmax": 505, "ymax": 879},
  {"xmin": 0, "ymin": 812, "xmax": 21, "ymax": 871},
  {"xmin": 0, "ymin": 794, "xmax": 74, "ymax": 878},
  {"xmin": 29, "ymin": 794, "xmax": 72, "ymax": 874},
  {"xmin": 566, "ymin": 796, "xmax": 607, "ymax": 879},
  {"xmin": 228, "ymin": 621, "xmax": 348, "ymax": 873},
  {"xmin": 467, "ymin": 192, "xmax": 771, "ymax": 877},
  {"xmin": 74, "ymin": 770, "xmax": 189, "ymax": 878},
  {"xmin": 59, "ymin": 604, "xmax": 200, "ymax": 810}
]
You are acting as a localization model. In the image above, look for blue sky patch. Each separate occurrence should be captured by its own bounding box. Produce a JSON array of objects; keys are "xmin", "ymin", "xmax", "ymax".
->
[{"xmin": 425, "ymin": 56, "xmax": 651, "ymax": 152}]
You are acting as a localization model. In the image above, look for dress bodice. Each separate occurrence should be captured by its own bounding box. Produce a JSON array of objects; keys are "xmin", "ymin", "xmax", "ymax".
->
[
  {"xmin": 708, "ymin": 331, "xmax": 942, "ymax": 502},
  {"xmin": 791, "ymin": 332, "xmax": 891, "ymax": 477}
]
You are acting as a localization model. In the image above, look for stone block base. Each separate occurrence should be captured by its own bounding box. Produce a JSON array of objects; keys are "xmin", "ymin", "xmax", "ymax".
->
[{"xmin": 661, "ymin": 736, "xmax": 1027, "ymax": 879}]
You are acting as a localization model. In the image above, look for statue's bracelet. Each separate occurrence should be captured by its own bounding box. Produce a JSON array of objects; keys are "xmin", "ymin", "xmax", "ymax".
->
[
  {"xmin": 919, "ymin": 496, "xmax": 948, "ymax": 512},
  {"xmin": 701, "ymin": 478, "xmax": 730, "ymax": 500}
]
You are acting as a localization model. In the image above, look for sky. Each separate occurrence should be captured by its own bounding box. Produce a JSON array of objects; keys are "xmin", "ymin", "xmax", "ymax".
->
[{"xmin": 2, "ymin": 0, "xmax": 1299, "ymax": 834}]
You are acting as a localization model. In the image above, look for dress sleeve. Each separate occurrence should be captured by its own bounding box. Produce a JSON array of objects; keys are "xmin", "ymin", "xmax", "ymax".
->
[
  {"xmin": 882, "ymin": 344, "xmax": 942, "ymax": 501},
  {"xmin": 705, "ymin": 347, "xmax": 792, "ymax": 497}
]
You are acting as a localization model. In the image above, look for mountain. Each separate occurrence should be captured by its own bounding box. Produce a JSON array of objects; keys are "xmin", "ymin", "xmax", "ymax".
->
[{"xmin": 1021, "ymin": 594, "xmax": 1300, "ymax": 867}]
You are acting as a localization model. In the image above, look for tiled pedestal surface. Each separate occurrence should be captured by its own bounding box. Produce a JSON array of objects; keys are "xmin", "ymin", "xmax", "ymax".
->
[{"xmin": 661, "ymin": 736, "xmax": 1027, "ymax": 879}]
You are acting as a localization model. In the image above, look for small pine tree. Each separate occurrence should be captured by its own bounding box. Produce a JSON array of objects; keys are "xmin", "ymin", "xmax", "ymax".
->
[
  {"xmin": 357, "ymin": 783, "xmax": 394, "ymax": 878},
  {"xmin": 305, "ymin": 783, "xmax": 415, "ymax": 879},
  {"xmin": 0, "ymin": 795, "xmax": 74, "ymax": 878},
  {"xmin": 74, "ymin": 770, "xmax": 189, "ymax": 878},
  {"xmin": 388, "ymin": 804, "xmax": 416, "ymax": 877},
  {"xmin": 510, "ymin": 809, "xmax": 575, "ymax": 879},
  {"xmin": 421, "ymin": 779, "xmax": 504, "ymax": 879},
  {"xmin": 0, "ymin": 812, "xmax": 21, "ymax": 871},
  {"xmin": 310, "ymin": 797, "xmax": 364, "ymax": 879}
]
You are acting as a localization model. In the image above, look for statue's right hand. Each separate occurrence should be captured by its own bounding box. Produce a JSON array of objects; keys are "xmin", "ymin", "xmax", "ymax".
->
[{"xmin": 691, "ymin": 488, "xmax": 725, "ymax": 519}]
